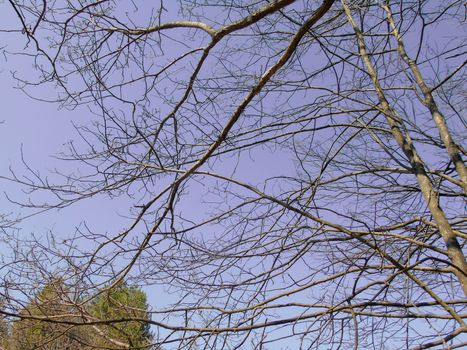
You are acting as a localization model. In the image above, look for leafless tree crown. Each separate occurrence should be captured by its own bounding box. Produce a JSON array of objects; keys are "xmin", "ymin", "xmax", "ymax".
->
[{"xmin": 1, "ymin": 0, "xmax": 466, "ymax": 349}]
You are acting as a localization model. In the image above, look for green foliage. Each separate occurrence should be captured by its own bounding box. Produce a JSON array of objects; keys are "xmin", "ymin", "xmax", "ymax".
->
[
  {"xmin": 5, "ymin": 280, "xmax": 153, "ymax": 350},
  {"xmin": 8, "ymin": 280, "xmax": 88, "ymax": 350},
  {"xmin": 0, "ymin": 316, "xmax": 8, "ymax": 350},
  {"xmin": 88, "ymin": 282, "xmax": 153, "ymax": 349}
]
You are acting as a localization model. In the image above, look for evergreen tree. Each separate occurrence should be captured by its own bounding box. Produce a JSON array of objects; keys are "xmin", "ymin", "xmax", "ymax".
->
[
  {"xmin": 9, "ymin": 280, "xmax": 88, "ymax": 350},
  {"xmin": 0, "ymin": 314, "xmax": 8, "ymax": 350},
  {"xmin": 8, "ymin": 280, "xmax": 153, "ymax": 349},
  {"xmin": 88, "ymin": 282, "xmax": 153, "ymax": 349}
]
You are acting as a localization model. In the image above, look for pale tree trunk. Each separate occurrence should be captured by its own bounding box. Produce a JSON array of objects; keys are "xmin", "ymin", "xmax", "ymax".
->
[
  {"xmin": 383, "ymin": 3, "xmax": 467, "ymax": 193},
  {"xmin": 342, "ymin": 0, "xmax": 467, "ymax": 297}
]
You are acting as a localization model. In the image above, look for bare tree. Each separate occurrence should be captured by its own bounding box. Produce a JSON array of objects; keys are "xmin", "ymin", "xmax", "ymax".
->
[{"xmin": 1, "ymin": 0, "xmax": 466, "ymax": 349}]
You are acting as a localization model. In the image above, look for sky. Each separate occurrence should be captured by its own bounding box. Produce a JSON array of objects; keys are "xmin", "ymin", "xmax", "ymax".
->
[
  {"xmin": 0, "ymin": 0, "xmax": 297, "ymax": 259},
  {"xmin": 0, "ymin": 3, "xmax": 298, "ymax": 348}
]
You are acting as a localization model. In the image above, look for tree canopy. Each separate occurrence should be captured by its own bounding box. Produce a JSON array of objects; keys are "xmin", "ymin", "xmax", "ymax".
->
[
  {"xmin": 87, "ymin": 283, "xmax": 153, "ymax": 349},
  {"xmin": 6, "ymin": 281, "xmax": 153, "ymax": 350}
]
